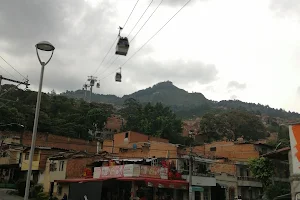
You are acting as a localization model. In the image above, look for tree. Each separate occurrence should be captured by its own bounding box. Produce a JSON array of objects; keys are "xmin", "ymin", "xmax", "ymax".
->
[
  {"xmin": 200, "ymin": 109, "xmax": 267, "ymax": 141},
  {"xmin": 0, "ymin": 84, "xmax": 113, "ymax": 139},
  {"xmin": 248, "ymin": 157, "xmax": 274, "ymax": 187},
  {"xmin": 249, "ymin": 157, "xmax": 290, "ymax": 200},
  {"xmin": 121, "ymin": 99, "xmax": 183, "ymax": 144}
]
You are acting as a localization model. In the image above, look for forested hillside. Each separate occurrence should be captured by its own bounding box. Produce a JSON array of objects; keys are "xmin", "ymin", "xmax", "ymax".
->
[{"xmin": 62, "ymin": 81, "xmax": 300, "ymax": 120}]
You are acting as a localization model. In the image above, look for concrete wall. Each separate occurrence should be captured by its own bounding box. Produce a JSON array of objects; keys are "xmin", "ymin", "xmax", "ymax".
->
[
  {"xmin": 215, "ymin": 173, "xmax": 238, "ymax": 200},
  {"xmin": 49, "ymin": 160, "xmax": 67, "ymax": 182},
  {"xmin": 21, "ymin": 150, "xmax": 40, "ymax": 171}
]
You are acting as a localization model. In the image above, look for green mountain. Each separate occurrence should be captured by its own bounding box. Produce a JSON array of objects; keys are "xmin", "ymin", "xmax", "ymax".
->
[{"xmin": 61, "ymin": 81, "xmax": 300, "ymax": 120}]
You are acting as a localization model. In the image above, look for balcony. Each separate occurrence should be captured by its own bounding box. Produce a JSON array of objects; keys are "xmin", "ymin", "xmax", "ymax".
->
[
  {"xmin": 21, "ymin": 160, "xmax": 40, "ymax": 171},
  {"xmin": 237, "ymin": 176, "xmax": 262, "ymax": 187},
  {"xmin": 0, "ymin": 157, "xmax": 19, "ymax": 165},
  {"xmin": 180, "ymin": 169, "xmax": 215, "ymax": 177}
]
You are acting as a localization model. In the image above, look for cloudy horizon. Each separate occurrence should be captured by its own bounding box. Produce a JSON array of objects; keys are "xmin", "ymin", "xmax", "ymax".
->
[{"xmin": 1, "ymin": 0, "xmax": 300, "ymax": 113}]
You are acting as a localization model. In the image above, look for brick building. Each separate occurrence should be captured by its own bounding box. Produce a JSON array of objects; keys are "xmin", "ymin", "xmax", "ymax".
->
[{"xmin": 0, "ymin": 131, "xmax": 98, "ymax": 153}]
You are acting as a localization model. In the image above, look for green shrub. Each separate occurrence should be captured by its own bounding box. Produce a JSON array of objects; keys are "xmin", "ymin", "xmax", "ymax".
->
[
  {"xmin": 37, "ymin": 192, "xmax": 49, "ymax": 200},
  {"xmin": 16, "ymin": 179, "xmax": 33, "ymax": 197},
  {"xmin": 33, "ymin": 184, "xmax": 44, "ymax": 198}
]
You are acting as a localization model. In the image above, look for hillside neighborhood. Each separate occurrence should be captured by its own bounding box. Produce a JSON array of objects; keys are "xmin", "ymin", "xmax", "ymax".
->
[
  {"xmin": 0, "ymin": 112, "xmax": 291, "ymax": 200},
  {"xmin": 1, "ymin": 0, "xmax": 300, "ymax": 200}
]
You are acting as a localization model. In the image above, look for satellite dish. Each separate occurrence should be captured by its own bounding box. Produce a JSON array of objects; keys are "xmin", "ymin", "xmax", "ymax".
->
[{"xmin": 133, "ymin": 143, "xmax": 137, "ymax": 150}]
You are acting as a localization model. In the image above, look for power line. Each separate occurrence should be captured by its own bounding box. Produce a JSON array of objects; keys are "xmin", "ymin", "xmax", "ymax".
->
[
  {"xmin": 0, "ymin": 55, "xmax": 27, "ymax": 80},
  {"xmin": 92, "ymin": 0, "xmax": 140, "ymax": 76},
  {"xmin": 127, "ymin": 0, "xmax": 154, "ymax": 38},
  {"xmin": 99, "ymin": 0, "xmax": 164, "ymax": 79},
  {"xmin": 130, "ymin": 0, "xmax": 164, "ymax": 43},
  {"xmin": 97, "ymin": 56, "xmax": 119, "ymax": 77},
  {"xmin": 99, "ymin": 0, "xmax": 192, "ymax": 81},
  {"xmin": 0, "ymin": 64, "xmax": 18, "ymax": 80},
  {"xmin": 122, "ymin": 0, "xmax": 140, "ymax": 29}
]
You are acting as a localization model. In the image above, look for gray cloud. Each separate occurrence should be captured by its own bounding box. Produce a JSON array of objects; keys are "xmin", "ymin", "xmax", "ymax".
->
[
  {"xmin": 230, "ymin": 95, "xmax": 237, "ymax": 100},
  {"xmin": 122, "ymin": 58, "xmax": 218, "ymax": 86},
  {"xmin": 227, "ymin": 81, "xmax": 246, "ymax": 90},
  {"xmin": 0, "ymin": 0, "xmax": 216, "ymax": 97},
  {"xmin": 297, "ymin": 87, "xmax": 300, "ymax": 95},
  {"xmin": 269, "ymin": 0, "xmax": 300, "ymax": 17},
  {"xmin": 163, "ymin": 0, "xmax": 204, "ymax": 7}
]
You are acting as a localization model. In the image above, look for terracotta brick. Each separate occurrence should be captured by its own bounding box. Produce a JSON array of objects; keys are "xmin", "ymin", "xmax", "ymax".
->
[
  {"xmin": 210, "ymin": 163, "xmax": 236, "ymax": 176},
  {"xmin": 66, "ymin": 158, "xmax": 94, "ymax": 179},
  {"xmin": 0, "ymin": 131, "xmax": 97, "ymax": 153}
]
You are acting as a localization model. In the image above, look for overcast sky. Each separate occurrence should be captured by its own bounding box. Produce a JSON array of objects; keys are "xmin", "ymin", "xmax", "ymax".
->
[{"xmin": 0, "ymin": 0, "xmax": 300, "ymax": 112}]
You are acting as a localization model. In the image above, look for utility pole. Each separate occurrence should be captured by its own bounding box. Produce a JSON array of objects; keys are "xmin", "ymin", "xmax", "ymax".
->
[
  {"xmin": 189, "ymin": 145, "xmax": 193, "ymax": 200},
  {"xmin": 188, "ymin": 131, "xmax": 194, "ymax": 200},
  {"xmin": 87, "ymin": 76, "xmax": 97, "ymax": 103},
  {"xmin": 0, "ymin": 75, "xmax": 30, "ymax": 92}
]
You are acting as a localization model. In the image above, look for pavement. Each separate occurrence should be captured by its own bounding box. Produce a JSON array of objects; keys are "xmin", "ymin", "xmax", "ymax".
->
[{"xmin": 0, "ymin": 189, "xmax": 23, "ymax": 200}]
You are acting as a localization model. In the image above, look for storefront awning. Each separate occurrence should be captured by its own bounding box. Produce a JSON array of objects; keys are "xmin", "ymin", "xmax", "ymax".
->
[
  {"xmin": 55, "ymin": 177, "xmax": 112, "ymax": 183},
  {"xmin": 116, "ymin": 177, "xmax": 188, "ymax": 190},
  {"xmin": 192, "ymin": 186, "xmax": 204, "ymax": 192},
  {"xmin": 145, "ymin": 178, "xmax": 188, "ymax": 190}
]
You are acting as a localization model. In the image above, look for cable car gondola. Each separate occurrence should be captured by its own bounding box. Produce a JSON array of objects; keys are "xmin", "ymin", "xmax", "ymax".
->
[
  {"xmin": 96, "ymin": 82, "xmax": 100, "ymax": 88},
  {"xmin": 115, "ymin": 26, "xmax": 130, "ymax": 56},
  {"xmin": 115, "ymin": 68, "xmax": 122, "ymax": 82}
]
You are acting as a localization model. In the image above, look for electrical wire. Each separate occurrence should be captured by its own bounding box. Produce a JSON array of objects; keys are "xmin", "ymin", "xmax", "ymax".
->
[
  {"xmin": 0, "ymin": 63, "xmax": 18, "ymax": 80},
  {"xmin": 98, "ymin": 0, "xmax": 163, "ymax": 79},
  {"xmin": 99, "ymin": 0, "xmax": 191, "ymax": 81},
  {"xmin": 122, "ymin": 0, "xmax": 140, "ymax": 30},
  {"xmin": 97, "ymin": 56, "xmax": 119, "ymax": 76},
  {"xmin": 0, "ymin": 55, "xmax": 27, "ymax": 80},
  {"xmin": 127, "ymin": 0, "xmax": 154, "ymax": 38},
  {"xmin": 130, "ymin": 0, "xmax": 164, "ymax": 43},
  {"xmin": 92, "ymin": 0, "xmax": 140, "ymax": 76},
  {"xmin": 0, "ymin": 83, "xmax": 21, "ymax": 98}
]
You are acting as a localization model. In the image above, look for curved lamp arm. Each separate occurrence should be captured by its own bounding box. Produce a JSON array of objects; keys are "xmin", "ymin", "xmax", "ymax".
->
[{"xmin": 36, "ymin": 48, "xmax": 54, "ymax": 66}]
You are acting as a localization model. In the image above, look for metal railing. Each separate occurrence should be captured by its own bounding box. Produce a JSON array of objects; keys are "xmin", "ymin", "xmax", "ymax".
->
[{"xmin": 237, "ymin": 176, "xmax": 259, "ymax": 182}]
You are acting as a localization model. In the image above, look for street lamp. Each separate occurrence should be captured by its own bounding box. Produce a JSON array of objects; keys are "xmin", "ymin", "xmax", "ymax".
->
[{"xmin": 24, "ymin": 41, "xmax": 55, "ymax": 200}]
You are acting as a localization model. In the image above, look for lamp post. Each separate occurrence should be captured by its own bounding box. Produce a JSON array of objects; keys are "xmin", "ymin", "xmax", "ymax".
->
[{"xmin": 24, "ymin": 41, "xmax": 55, "ymax": 200}]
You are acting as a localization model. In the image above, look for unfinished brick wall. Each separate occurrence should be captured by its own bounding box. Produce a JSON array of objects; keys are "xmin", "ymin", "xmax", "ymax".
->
[
  {"xmin": 204, "ymin": 142, "xmax": 259, "ymax": 161},
  {"xmin": 105, "ymin": 116, "xmax": 123, "ymax": 132},
  {"xmin": 0, "ymin": 131, "xmax": 97, "ymax": 153},
  {"xmin": 66, "ymin": 157, "xmax": 94, "ymax": 179},
  {"xmin": 210, "ymin": 162, "xmax": 236, "ymax": 176}
]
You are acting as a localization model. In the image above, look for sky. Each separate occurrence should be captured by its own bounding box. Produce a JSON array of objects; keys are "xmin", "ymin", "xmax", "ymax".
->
[{"xmin": 0, "ymin": 0, "xmax": 300, "ymax": 112}]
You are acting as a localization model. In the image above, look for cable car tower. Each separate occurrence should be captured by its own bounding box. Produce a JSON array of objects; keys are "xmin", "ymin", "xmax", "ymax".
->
[{"xmin": 86, "ymin": 76, "xmax": 98, "ymax": 103}]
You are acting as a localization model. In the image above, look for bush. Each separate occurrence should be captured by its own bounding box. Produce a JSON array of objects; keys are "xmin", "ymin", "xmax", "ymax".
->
[
  {"xmin": 32, "ymin": 184, "xmax": 44, "ymax": 198},
  {"xmin": 37, "ymin": 192, "xmax": 49, "ymax": 200},
  {"xmin": 16, "ymin": 179, "xmax": 33, "ymax": 197},
  {"xmin": 50, "ymin": 196, "xmax": 59, "ymax": 200}
]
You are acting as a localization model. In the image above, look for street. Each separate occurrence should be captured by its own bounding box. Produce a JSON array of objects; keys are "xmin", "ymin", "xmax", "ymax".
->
[{"xmin": 0, "ymin": 190, "xmax": 23, "ymax": 200}]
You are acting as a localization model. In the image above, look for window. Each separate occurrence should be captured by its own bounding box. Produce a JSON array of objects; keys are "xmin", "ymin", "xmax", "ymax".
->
[
  {"xmin": 125, "ymin": 132, "xmax": 129, "ymax": 138},
  {"xmin": 57, "ymin": 184, "xmax": 62, "ymax": 195},
  {"xmin": 59, "ymin": 161, "xmax": 64, "ymax": 171},
  {"xmin": 204, "ymin": 187, "xmax": 209, "ymax": 200},
  {"xmin": 210, "ymin": 147, "xmax": 216, "ymax": 151},
  {"xmin": 50, "ymin": 163, "xmax": 57, "ymax": 171},
  {"xmin": 195, "ymin": 191, "xmax": 201, "ymax": 200},
  {"xmin": 25, "ymin": 153, "xmax": 29, "ymax": 160}
]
